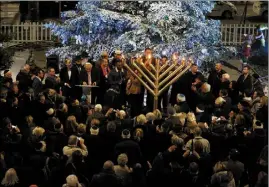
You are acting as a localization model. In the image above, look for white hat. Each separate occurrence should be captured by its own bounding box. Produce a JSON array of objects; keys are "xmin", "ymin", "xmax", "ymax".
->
[
  {"xmin": 46, "ymin": 108, "xmax": 54, "ymax": 116},
  {"xmin": 90, "ymin": 126, "xmax": 99, "ymax": 135},
  {"xmin": 177, "ymin": 93, "xmax": 186, "ymax": 102},
  {"xmin": 115, "ymin": 50, "xmax": 122, "ymax": 55}
]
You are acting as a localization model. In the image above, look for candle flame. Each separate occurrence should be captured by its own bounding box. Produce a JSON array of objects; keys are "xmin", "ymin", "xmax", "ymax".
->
[{"xmin": 147, "ymin": 54, "xmax": 152, "ymax": 59}]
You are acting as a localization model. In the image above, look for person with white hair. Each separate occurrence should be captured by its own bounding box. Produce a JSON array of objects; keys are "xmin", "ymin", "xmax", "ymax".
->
[
  {"xmin": 208, "ymin": 62, "xmax": 226, "ymax": 97},
  {"xmin": 114, "ymin": 129, "xmax": 142, "ymax": 166},
  {"xmin": 86, "ymin": 104, "xmax": 105, "ymax": 125},
  {"xmin": 220, "ymin": 73, "xmax": 231, "ymax": 91},
  {"xmin": 192, "ymin": 82, "xmax": 215, "ymax": 115},
  {"xmin": 80, "ymin": 62, "xmax": 100, "ymax": 104},
  {"xmin": 62, "ymin": 175, "xmax": 83, "ymax": 187}
]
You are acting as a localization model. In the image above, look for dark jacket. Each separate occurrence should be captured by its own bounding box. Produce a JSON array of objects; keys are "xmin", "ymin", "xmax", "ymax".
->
[
  {"xmin": 208, "ymin": 69, "xmax": 226, "ymax": 97},
  {"xmin": 45, "ymin": 76, "xmax": 58, "ymax": 90},
  {"xmin": 237, "ymin": 74, "xmax": 253, "ymax": 94},
  {"xmin": 32, "ymin": 76, "xmax": 43, "ymax": 97},
  {"xmin": 80, "ymin": 67, "xmax": 100, "ymax": 86},
  {"xmin": 108, "ymin": 68, "xmax": 127, "ymax": 92},
  {"xmin": 59, "ymin": 66, "xmax": 76, "ymax": 86},
  {"xmin": 90, "ymin": 171, "xmax": 122, "ymax": 187},
  {"xmin": 175, "ymin": 101, "xmax": 190, "ymax": 113},
  {"xmin": 114, "ymin": 139, "xmax": 142, "ymax": 166},
  {"xmin": 16, "ymin": 70, "xmax": 32, "ymax": 92}
]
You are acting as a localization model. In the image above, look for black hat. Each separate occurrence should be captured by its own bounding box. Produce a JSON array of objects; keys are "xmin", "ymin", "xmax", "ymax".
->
[
  {"xmin": 81, "ymin": 51, "xmax": 89, "ymax": 58},
  {"xmin": 74, "ymin": 55, "xmax": 82, "ymax": 62},
  {"xmin": 229, "ymin": 149, "xmax": 240, "ymax": 160}
]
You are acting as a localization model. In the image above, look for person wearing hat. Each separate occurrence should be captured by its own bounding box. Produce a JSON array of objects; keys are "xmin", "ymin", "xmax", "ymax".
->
[
  {"xmin": 175, "ymin": 93, "xmax": 190, "ymax": 113},
  {"xmin": 114, "ymin": 129, "xmax": 142, "ymax": 166}
]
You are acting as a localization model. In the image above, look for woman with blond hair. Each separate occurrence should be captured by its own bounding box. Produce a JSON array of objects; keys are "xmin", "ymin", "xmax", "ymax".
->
[
  {"xmin": 1, "ymin": 168, "xmax": 21, "ymax": 187},
  {"xmin": 114, "ymin": 153, "xmax": 133, "ymax": 186},
  {"xmin": 211, "ymin": 162, "xmax": 236, "ymax": 187},
  {"xmin": 65, "ymin": 115, "xmax": 78, "ymax": 136}
]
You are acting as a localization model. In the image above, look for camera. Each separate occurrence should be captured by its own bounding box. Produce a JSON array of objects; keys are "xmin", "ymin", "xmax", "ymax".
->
[
  {"xmin": 11, "ymin": 125, "xmax": 16, "ymax": 129},
  {"xmin": 77, "ymin": 137, "xmax": 81, "ymax": 141}
]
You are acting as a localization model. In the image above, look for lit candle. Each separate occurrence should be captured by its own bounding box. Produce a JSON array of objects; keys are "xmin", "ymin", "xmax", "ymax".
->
[{"xmin": 147, "ymin": 54, "xmax": 152, "ymax": 60}]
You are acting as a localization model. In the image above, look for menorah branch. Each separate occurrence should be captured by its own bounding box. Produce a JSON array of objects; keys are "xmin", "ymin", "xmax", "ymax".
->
[
  {"xmin": 124, "ymin": 64, "xmax": 155, "ymax": 96},
  {"xmin": 158, "ymin": 63, "xmax": 192, "ymax": 96},
  {"xmin": 160, "ymin": 62, "xmax": 168, "ymax": 72},
  {"xmin": 158, "ymin": 62, "xmax": 177, "ymax": 80},
  {"xmin": 139, "ymin": 63, "xmax": 157, "ymax": 81},
  {"xmin": 159, "ymin": 65, "xmax": 184, "ymax": 88},
  {"xmin": 132, "ymin": 62, "xmax": 156, "ymax": 89}
]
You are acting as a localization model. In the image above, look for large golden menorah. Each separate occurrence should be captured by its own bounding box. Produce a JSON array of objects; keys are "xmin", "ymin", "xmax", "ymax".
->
[{"xmin": 124, "ymin": 55, "xmax": 193, "ymax": 110}]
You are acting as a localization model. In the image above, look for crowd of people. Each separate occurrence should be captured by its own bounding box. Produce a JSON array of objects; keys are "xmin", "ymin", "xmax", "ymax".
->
[{"xmin": 0, "ymin": 48, "xmax": 267, "ymax": 187}]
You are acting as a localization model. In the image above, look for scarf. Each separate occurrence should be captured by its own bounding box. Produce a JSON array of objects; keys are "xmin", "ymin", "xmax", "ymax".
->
[{"xmin": 101, "ymin": 64, "xmax": 110, "ymax": 77}]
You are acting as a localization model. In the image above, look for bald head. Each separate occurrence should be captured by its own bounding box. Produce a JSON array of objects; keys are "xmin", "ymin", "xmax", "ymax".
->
[{"xmin": 103, "ymin": 160, "xmax": 114, "ymax": 171}]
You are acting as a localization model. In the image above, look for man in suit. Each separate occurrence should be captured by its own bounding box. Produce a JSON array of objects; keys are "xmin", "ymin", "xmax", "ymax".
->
[
  {"xmin": 60, "ymin": 59, "xmax": 74, "ymax": 99},
  {"xmin": 107, "ymin": 59, "xmax": 127, "ymax": 109},
  {"xmin": 207, "ymin": 62, "xmax": 226, "ymax": 97},
  {"xmin": 32, "ymin": 69, "xmax": 44, "ymax": 98},
  {"xmin": 80, "ymin": 62, "xmax": 100, "ymax": 104},
  {"xmin": 178, "ymin": 64, "xmax": 203, "ymax": 111},
  {"xmin": 237, "ymin": 65, "xmax": 253, "ymax": 97},
  {"xmin": 45, "ymin": 67, "xmax": 60, "ymax": 91},
  {"xmin": 16, "ymin": 64, "xmax": 32, "ymax": 93},
  {"xmin": 71, "ymin": 56, "xmax": 85, "ymax": 100}
]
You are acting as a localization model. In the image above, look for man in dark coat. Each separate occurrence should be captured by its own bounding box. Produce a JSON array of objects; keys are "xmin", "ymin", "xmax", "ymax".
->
[
  {"xmin": 237, "ymin": 65, "xmax": 253, "ymax": 97},
  {"xmin": 174, "ymin": 64, "xmax": 202, "ymax": 111},
  {"xmin": 107, "ymin": 59, "xmax": 127, "ymax": 109},
  {"xmin": 45, "ymin": 67, "xmax": 60, "ymax": 92},
  {"xmin": 32, "ymin": 69, "xmax": 44, "ymax": 98},
  {"xmin": 59, "ymin": 59, "xmax": 75, "ymax": 99},
  {"xmin": 114, "ymin": 129, "xmax": 142, "ymax": 166},
  {"xmin": 90, "ymin": 161, "xmax": 122, "ymax": 187},
  {"xmin": 16, "ymin": 64, "xmax": 32, "ymax": 93},
  {"xmin": 71, "ymin": 56, "xmax": 85, "ymax": 100},
  {"xmin": 192, "ymin": 82, "xmax": 215, "ymax": 115},
  {"xmin": 207, "ymin": 63, "xmax": 226, "ymax": 97}
]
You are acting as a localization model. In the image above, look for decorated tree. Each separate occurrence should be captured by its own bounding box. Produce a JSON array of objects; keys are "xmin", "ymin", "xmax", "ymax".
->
[
  {"xmin": 45, "ymin": 1, "xmax": 235, "ymax": 69},
  {"xmin": 0, "ymin": 33, "xmax": 14, "ymax": 71}
]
